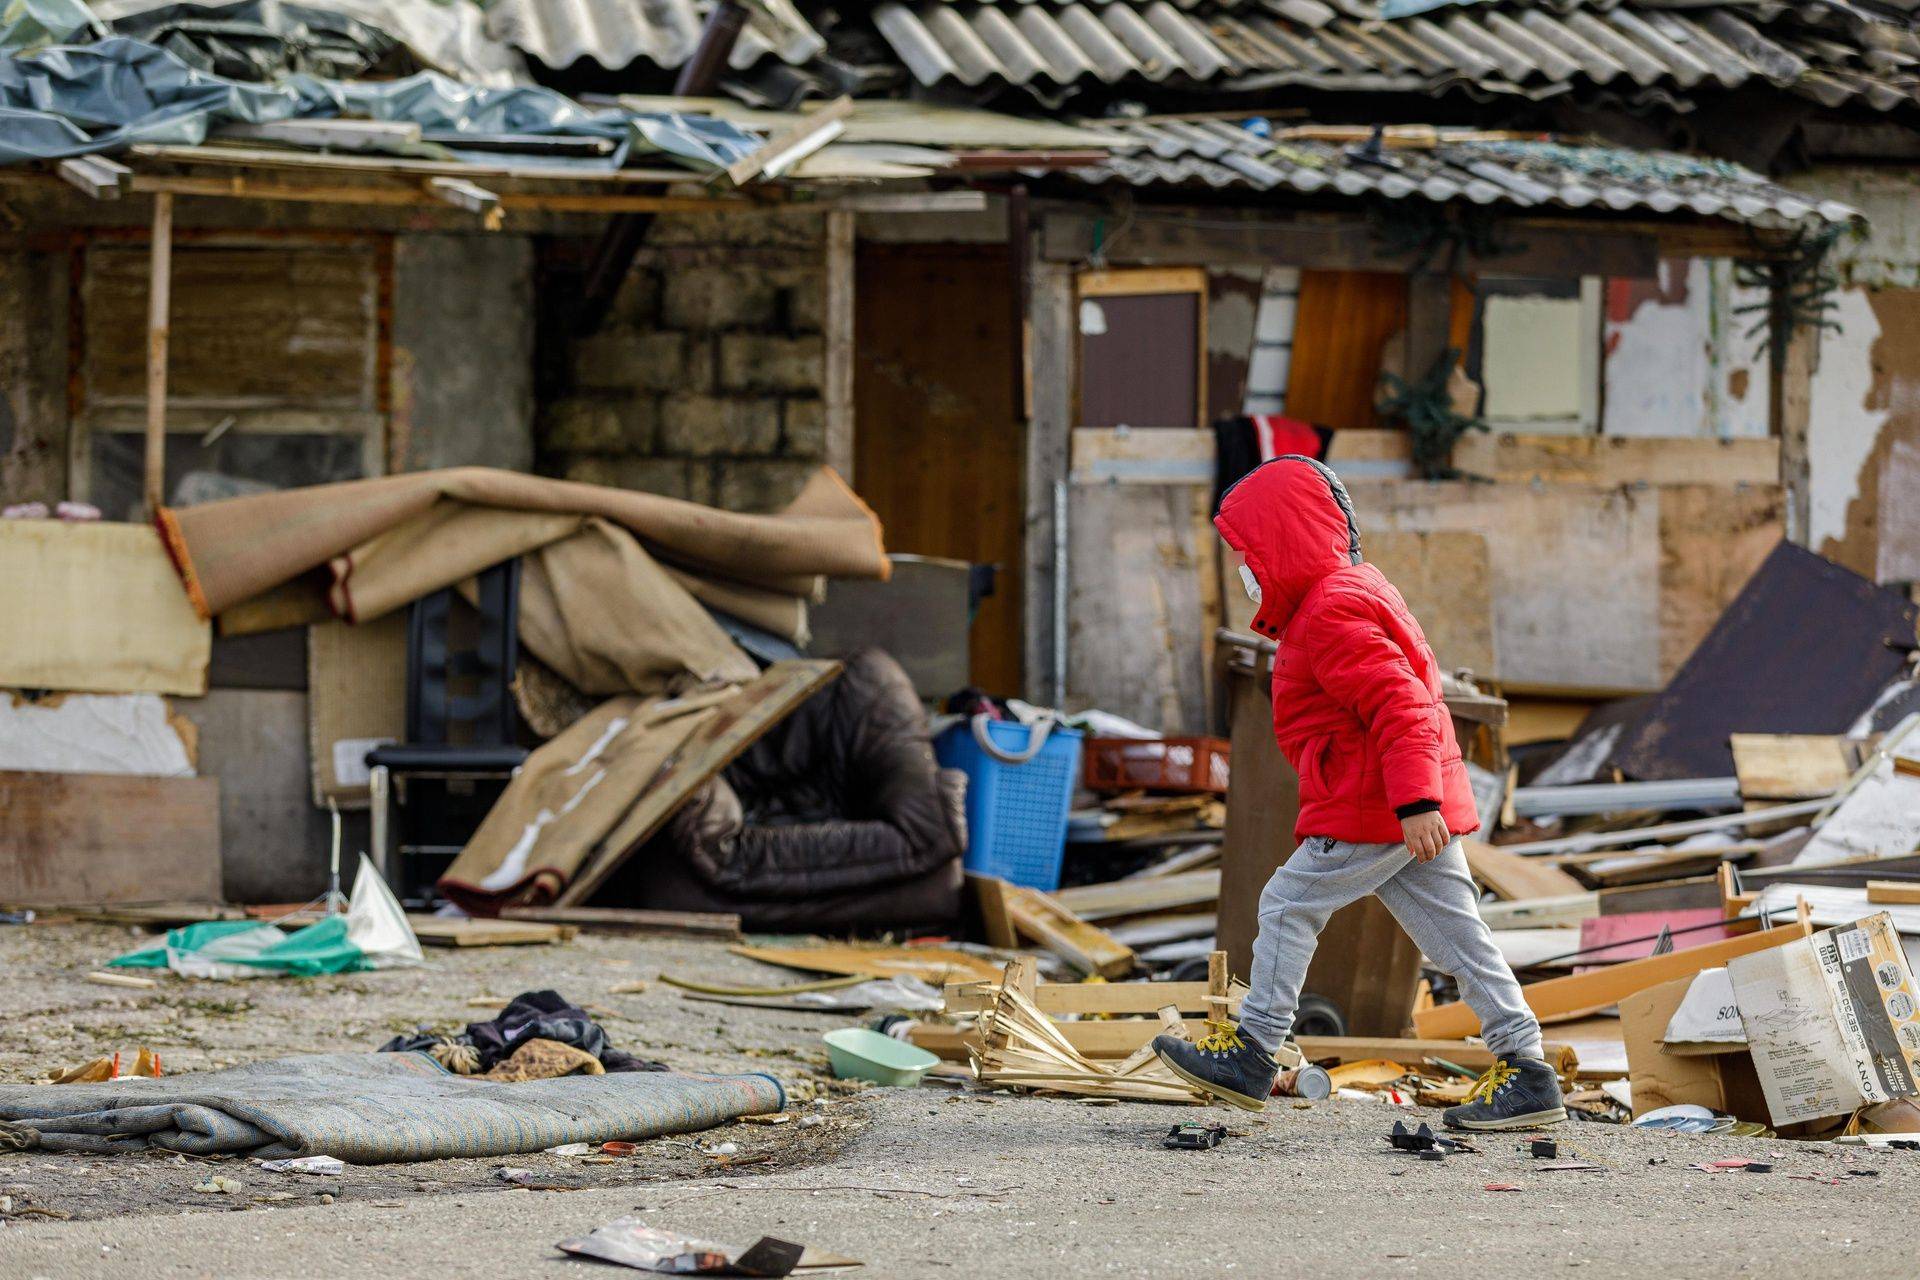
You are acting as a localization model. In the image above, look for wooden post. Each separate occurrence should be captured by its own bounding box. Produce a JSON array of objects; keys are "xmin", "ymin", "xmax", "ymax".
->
[
  {"xmin": 143, "ymin": 191, "xmax": 174, "ymax": 516},
  {"xmin": 823, "ymin": 206, "xmax": 855, "ymax": 481},
  {"xmin": 1023, "ymin": 260, "xmax": 1075, "ymax": 705},
  {"xmin": 1768, "ymin": 262, "xmax": 1820, "ymax": 546},
  {"xmin": 1403, "ymin": 270, "xmax": 1453, "ymax": 391},
  {"xmin": 1206, "ymin": 948, "xmax": 1230, "ymax": 1028}
]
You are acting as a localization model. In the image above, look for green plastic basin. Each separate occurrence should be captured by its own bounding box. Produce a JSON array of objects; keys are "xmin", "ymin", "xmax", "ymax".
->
[{"xmin": 822, "ymin": 1027, "xmax": 940, "ymax": 1087}]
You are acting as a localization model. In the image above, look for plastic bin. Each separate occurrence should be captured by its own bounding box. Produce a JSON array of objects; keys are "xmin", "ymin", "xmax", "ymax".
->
[{"xmin": 935, "ymin": 716, "xmax": 1082, "ymax": 891}]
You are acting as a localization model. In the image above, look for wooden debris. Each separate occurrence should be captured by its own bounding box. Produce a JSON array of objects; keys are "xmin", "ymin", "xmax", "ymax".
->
[
  {"xmin": 1414, "ymin": 918, "xmax": 1812, "ymax": 1039},
  {"xmin": 965, "ymin": 873, "xmax": 1018, "ymax": 950},
  {"xmin": 84, "ymin": 970, "xmax": 157, "ymax": 989},
  {"xmin": 1730, "ymin": 734, "xmax": 1861, "ymax": 801},
  {"xmin": 1464, "ymin": 839, "xmax": 1582, "ymax": 901},
  {"xmin": 999, "ymin": 882, "xmax": 1135, "ymax": 978},
  {"xmin": 969, "ymin": 959, "xmax": 1206, "ymax": 1104},
  {"xmin": 1868, "ymin": 881, "xmax": 1920, "ymax": 906},
  {"xmin": 732, "ymin": 942, "xmax": 1005, "ymax": 985},
  {"xmin": 501, "ymin": 905, "xmax": 742, "ymax": 940},
  {"xmin": 1053, "ymin": 869, "xmax": 1220, "ymax": 922},
  {"xmin": 405, "ymin": 916, "xmax": 574, "ymax": 948}
]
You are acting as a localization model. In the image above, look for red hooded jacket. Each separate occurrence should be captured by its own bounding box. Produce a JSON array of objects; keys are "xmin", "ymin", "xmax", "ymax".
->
[{"xmin": 1215, "ymin": 456, "xmax": 1477, "ymax": 844}]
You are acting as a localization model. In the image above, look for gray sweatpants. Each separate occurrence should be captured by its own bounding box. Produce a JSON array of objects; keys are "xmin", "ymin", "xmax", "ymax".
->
[{"xmin": 1236, "ymin": 836, "xmax": 1543, "ymax": 1062}]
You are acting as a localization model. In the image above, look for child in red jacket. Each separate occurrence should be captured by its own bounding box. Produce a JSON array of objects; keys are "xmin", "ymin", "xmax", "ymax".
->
[{"xmin": 1154, "ymin": 456, "xmax": 1563, "ymax": 1130}]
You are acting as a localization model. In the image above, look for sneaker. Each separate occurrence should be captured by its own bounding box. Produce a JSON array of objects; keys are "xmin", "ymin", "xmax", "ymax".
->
[
  {"xmin": 1442, "ymin": 1056, "xmax": 1567, "ymax": 1131},
  {"xmin": 1152, "ymin": 1022, "xmax": 1277, "ymax": 1112}
]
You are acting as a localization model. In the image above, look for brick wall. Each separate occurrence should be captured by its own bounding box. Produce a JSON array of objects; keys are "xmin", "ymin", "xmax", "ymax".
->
[{"xmin": 536, "ymin": 209, "xmax": 827, "ymax": 512}]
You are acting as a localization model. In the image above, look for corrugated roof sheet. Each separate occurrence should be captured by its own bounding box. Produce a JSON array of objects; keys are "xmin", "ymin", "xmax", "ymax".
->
[
  {"xmin": 486, "ymin": 0, "xmax": 825, "ymax": 72},
  {"xmin": 1065, "ymin": 117, "xmax": 1862, "ymax": 225},
  {"xmin": 869, "ymin": 0, "xmax": 1920, "ymax": 112}
]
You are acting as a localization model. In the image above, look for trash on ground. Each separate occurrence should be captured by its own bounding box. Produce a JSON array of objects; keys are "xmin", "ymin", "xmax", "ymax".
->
[{"xmin": 556, "ymin": 1217, "xmax": 857, "ymax": 1276}]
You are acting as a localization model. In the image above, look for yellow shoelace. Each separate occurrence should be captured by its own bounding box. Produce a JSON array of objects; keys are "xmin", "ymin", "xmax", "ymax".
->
[
  {"xmin": 1464, "ymin": 1061, "xmax": 1517, "ymax": 1104},
  {"xmin": 1194, "ymin": 1020, "xmax": 1245, "ymax": 1054}
]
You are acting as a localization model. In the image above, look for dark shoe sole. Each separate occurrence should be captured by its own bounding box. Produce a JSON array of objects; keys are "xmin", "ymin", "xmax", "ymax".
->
[
  {"xmin": 1155, "ymin": 1048, "xmax": 1269, "ymax": 1113},
  {"xmin": 1445, "ymin": 1106, "xmax": 1568, "ymax": 1131}
]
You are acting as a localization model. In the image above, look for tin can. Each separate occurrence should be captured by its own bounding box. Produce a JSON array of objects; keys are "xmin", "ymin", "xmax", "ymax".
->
[{"xmin": 1274, "ymin": 1065, "xmax": 1332, "ymax": 1100}]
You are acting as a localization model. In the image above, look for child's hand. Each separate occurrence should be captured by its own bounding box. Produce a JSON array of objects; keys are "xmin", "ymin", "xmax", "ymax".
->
[{"xmin": 1401, "ymin": 811, "xmax": 1450, "ymax": 862}]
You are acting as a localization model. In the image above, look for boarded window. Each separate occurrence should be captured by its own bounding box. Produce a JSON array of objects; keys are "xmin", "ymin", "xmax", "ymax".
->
[
  {"xmin": 80, "ymin": 244, "xmax": 379, "ymax": 409},
  {"xmin": 1077, "ymin": 269, "xmax": 1205, "ymax": 429}
]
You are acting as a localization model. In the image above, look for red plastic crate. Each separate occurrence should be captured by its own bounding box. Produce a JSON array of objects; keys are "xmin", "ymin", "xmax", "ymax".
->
[{"xmin": 1082, "ymin": 736, "xmax": 1231, "ymax": 794}]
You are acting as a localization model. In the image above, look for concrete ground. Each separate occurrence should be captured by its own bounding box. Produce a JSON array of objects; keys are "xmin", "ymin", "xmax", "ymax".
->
[{"xmin": 0, "ymin": 922, "xmax": 1912, "ymax": 1279}]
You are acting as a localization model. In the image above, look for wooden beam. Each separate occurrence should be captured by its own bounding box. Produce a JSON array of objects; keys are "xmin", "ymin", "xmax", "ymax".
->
[
  {"xmin": 1001, "ymin": 883, "xmax": 1136, "ymax": 978},
  {"xmin": 56, "ymin": 155, "xmax": 129, "ymax": 200},
  {"xmin": 1463, "ymin": 839, "xmax": 1584, "ymax": 902},
  {"xmin": 834, "ymin": 191, "xmax": 988, "ymax": 214},
  {"xmin": 1041, "ymin": 212, "xmax": 1661, "ymax": 278},
  {"xmin": 822, "ymin": 205, "xmax": 855, "ymax": 481},
  {"xmin": 427, "ymin": 176, "xmax": 502, "ymax": 229},
  {"xmin": 1024, "ymin": 259, "xmax": 1074, "ymax": 705},
  {"xmin": 726, "ymin": 96, "xmax": 853, "ymax": 185},
  {"xmin": 1868, "ymin": 880, "xmax": 1920, "ymax": 906},
  {"xmin": 1412, "ymin": 919, "xmax": 1810, "ymax": 1039},
  {"xmin": 144, "ymin": 191, "xmax": 173, "ymax": 516},
  {"xmin": 1770, "ymin": 260, "xmax": 1822, "ymax": 546}
]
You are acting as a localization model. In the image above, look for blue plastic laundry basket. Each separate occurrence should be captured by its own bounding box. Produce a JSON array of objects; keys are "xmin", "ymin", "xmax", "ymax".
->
[{"xmin": 934, "ymin": 716, "xmax": 1083, "ymax": 891}]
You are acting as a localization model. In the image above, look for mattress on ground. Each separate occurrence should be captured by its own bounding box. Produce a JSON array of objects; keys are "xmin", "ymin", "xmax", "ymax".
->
[{"xmin": 0, "ymin": 1052, "xmax": 782, "ymax": 1162}]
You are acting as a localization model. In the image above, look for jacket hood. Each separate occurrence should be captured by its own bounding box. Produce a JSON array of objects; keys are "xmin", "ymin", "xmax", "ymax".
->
[{"xmin": 1214, "ymin": 455, "xmax": 1362, "ymax": 640}]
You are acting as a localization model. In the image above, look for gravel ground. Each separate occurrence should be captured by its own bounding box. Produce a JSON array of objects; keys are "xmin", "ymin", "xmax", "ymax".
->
[{"xmin": 1, "ymin": 921, "xmax": 1914, "ymax": 1279}]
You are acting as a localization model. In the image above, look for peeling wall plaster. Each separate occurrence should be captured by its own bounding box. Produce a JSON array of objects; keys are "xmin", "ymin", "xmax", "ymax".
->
[
  {"xmin": 1601, "ymin": 258, "xmax": 1769, "ymax": 438},
  {"xmin": 1806, "ymin": 287, "xmax": 1892, "ymax": 561}
]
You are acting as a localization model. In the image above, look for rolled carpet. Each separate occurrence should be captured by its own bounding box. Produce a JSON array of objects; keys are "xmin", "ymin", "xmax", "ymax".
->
[{"xmin": 0, "ymin": 1052, "xmax": 783, "ymax": 1162}]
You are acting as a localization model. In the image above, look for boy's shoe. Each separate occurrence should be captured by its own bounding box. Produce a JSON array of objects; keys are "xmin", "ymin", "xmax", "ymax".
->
[
  {"xmin": 1152, "ymin": 1022, "xmax": 1277, "ymax": 1112},
  {"xmin": 1442, "ymin": 1056, "xmax": 1567, "ymax": 1130}
]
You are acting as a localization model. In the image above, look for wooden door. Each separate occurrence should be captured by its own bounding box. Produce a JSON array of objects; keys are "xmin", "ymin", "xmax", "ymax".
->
[{"xmin": 854, "ymin": 244, "xmax": 1022, "ymax": 695}]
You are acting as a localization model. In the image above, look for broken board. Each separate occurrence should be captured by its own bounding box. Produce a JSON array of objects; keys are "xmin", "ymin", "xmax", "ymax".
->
[
  {"xmin": 1052, "ymin": 869, "xmax": 1220, "ymax": 922},
  {"xmin": 308, "ymin": 614, "xmax": 408, "ymax": 808},
  {"xmin": 1413, "ymin": 919, "xmax": 1811, "ymax": 1040},
  {"xmin": 0, "ymin": 771, "xmax": 220, "ymax": 906},
  {"xmin": 732, "ymin": 942, "xmax": 1006, "ymax": 985},
  {"xmin": 1464, "ymin": 839, "xmax": 1583, "ymax": 902},
  {"xmin": 1000, "ymin": 883, "xmax": 1136, "ymax": 978},
  {"xmin": 554, "ymin": 660, "xmax": 840, "ymax": 906},
  {"xmin": 0, "ymin": 521, "xmax": 211, "ymax": 696},
  {"xmin": 500, "ymin": 905, "xmax": 742, "ymax": 939},
  {"xmin": 1730, "ymin": 734, "xmax": 1860, "ymax": 801},
  {"xmin": 405, "ymin": 916, "xmax": 573, "ymax": 947}
]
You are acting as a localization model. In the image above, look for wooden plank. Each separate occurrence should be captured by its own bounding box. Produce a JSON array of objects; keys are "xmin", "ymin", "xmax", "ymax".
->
[
  {"xmin": 1654, "ymin": 483, "xmax": 1784, "ymax": 683},
  {"xmin": 554, "ymin": 660, "xmax": 840, "ymax": 906},
  {"xmin": 1412, "ymin": 920, "xmax": 1811, "ymax": 1039},
  {"xmin": 726, "ymin": 96, "xmax": 852, "ymax": 184},
  {"xmin": 406, "ymin": 916, "xmax": 571, "ymax": 947},
  {"xmin": 1077, "ymin": 267, "xmax": 1207, "ymax": 297},
  {"xmin": 1731, "ymin": 733, "xmax": 1858, "ymax": 801},
  {"xmin": 0, "ymin": 772, "xmax": 220, "ymax": 907},
  {"xmin": 733, "ymin": 942, "xmax": 1006, "ymax": 985},
  {"xmin": 967, "ymin": 873, "xmax": 1019, "ymax": 951},
  {"xmin": 822, "ymin": 207, "xmax": 855, "ymax": 480},
  {"xmin": 1868, "ymin": 881, "xmax": 1920, "ymax": 906},
  {"xmin": 1452, "ymin": 435, "xmax": 1780, "ymax": 487},
  {"xmin": 1364, "ymin": 531, "xmax": 1495, "ymax": 677},
  {"xmin": 1052, "ymin": 869, "xmax": 1220, "ymax": 922},
  {"xmin": 0, "ymin": 522, "xmax": 209, "ymax": 696},
  {"xmin": 1040, "ymin": 213, "xmax": 1660, "ymax": 279},
  {"xmin": 1463, "ymin": 839, "xmax": 1584, "ymax": 901},
  {"xmin": 910, "ymin": 1018, "xmax": 1576, "ymax": 1069},
  {"xmin": 144, "ymin": 191, "xmax": 172, "ymax": 515},
  {"xmin": 500, "ymin": 905, "xmax": 741, "ymax": 939},
  {"xmin": 943, "ymin": 977, "xmax": 1248, "ymax": 1017},
  {"xmin": 1002, "ymin": 884, "xmax": 1136, "ymax": 979},
  {"xmin": 1479, "ymin": 892, "xmax": 1601, "ymax": 930}
]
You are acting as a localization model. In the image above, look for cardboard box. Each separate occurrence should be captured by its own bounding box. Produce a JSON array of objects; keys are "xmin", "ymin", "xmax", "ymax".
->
[{"xmin": 1620, "ymin": 974, "xmax": 1771, "ymax": 1123}]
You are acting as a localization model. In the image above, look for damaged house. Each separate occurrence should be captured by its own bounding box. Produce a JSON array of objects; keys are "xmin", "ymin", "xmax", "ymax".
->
[{"xmin": 1, "ymin": 0, "xmax": 1917, "ymax": 929}]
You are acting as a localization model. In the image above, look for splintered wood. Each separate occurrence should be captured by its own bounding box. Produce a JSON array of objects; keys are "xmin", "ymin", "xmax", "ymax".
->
[{"xmin": 968, "ymin": 958, "xmax": 1206, "ymax": 1104}]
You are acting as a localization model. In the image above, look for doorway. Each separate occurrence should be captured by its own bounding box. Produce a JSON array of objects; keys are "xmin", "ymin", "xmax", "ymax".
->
[{"xmin": 853, "ymin": 243, "xmax": 1023, "ymax": 695}]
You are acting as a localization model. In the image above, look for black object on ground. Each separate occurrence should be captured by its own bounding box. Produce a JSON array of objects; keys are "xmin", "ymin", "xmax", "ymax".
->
[
  {"xmin": 1164, "ymin": 1122, "xmax": 1227, "ymax": 1150},
  {"xmin": 1531, "ymin": 1139, "xmax": 1557, "ymax": 1159},
  {"xmin": 379, "ymin": 989, "xmax": 665, "ymax": 1074}
]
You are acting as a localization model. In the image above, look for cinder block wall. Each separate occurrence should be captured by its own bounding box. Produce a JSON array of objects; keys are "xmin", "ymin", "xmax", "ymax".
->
[{"xmin": 535, "ymin": 209, "xmax": 828, "ymax": 512}]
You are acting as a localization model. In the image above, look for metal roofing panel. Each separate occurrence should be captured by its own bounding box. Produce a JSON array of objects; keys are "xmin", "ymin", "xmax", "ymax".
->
[
  {"xmin": 489, "ymin": 0, "xmax": 823, "ymax": 71},
  {"xmin": 1067, "ymin": 117, "xmax": 1862, "ymax": 228},
  {"xmin": 864, "ymin": 0, "xmax": 1920, "ymax": 113}
]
